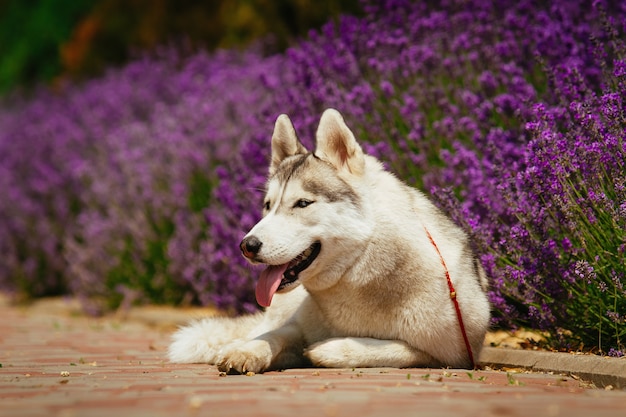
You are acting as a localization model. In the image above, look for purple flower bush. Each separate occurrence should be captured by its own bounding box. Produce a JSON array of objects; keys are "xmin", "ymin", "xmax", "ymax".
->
[
  {"xmin": 427, "ymin": 7, "xmax": 626, "ymax": 353},
  {"xmin": 0, "ymin": 0, "xmax": 624, "ymax": 352},
  {"xmin": 0, "ymin": 49, "xmax": 280, "ymax": 313}
]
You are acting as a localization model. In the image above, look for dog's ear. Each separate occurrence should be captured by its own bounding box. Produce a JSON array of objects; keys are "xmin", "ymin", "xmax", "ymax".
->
[
  {"xmin": 315, "ymin": 109, "xmax": 365, "ymax": 176},
  {"xmin": 270, "ymin": 114, "xmax": 307, "ymax": 175}
]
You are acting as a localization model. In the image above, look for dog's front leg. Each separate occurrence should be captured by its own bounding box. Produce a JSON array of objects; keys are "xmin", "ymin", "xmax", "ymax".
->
[{"xmin": 216, "ymin": 322, "xmax": 304, "ymax": 374}]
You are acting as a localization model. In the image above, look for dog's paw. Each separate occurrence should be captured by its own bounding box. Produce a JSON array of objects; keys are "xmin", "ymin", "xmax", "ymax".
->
[{"xmin": 216, "ymin": 340, "xmax": 273, "ymax": 374}]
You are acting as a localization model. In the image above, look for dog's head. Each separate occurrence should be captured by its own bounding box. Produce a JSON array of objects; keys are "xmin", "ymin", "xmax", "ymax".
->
[{"xmin": 240, "ymin": 109, "xmax": 374, "ymax": 307}]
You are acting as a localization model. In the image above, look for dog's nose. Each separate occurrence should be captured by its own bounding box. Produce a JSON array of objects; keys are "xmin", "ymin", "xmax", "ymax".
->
[{"xmin": 240, "ymin": 236, "xmax": 262, "ymax": 259}]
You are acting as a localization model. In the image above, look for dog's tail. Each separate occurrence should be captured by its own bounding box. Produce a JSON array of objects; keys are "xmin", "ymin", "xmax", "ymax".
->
[{"xmin": 168, "ymin": 314, "xmax": 264, "ymax": 364}]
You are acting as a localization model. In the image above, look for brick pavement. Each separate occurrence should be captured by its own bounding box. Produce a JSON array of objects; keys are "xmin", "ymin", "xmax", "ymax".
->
[{"xmin": 1, "ymin": 296, "xmax": 625, "ymax": 417}]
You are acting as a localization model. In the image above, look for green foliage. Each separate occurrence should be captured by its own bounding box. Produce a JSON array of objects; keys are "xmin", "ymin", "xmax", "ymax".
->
[
  {"xmin": 104, "ymin": 218, "xmax": 180, "ymax": 310},
  {"xmin": 0, "ymin": 0, "xmax": 361, "ymax": 94},
  {"xmin": 0, "ymin": 0, "xmax": 94, "ymax": 93},
  {"xmin": 188, "ymin": 170, "xmax": 214, "ymax": 213}
]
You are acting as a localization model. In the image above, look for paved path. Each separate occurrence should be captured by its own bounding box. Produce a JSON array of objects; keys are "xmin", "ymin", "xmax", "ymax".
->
[{"xmin": 1, "ymin": 297, "xmax": 625, "ymax": 417}]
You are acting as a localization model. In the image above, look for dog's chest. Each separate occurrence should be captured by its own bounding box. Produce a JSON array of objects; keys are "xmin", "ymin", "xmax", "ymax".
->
[{"xmin": 313, "ymin": 291, "xmax": 399, "ymax": 339}]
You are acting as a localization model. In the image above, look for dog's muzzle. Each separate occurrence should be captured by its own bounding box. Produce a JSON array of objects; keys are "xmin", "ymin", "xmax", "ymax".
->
[{"xmin": 240, "ymin": 236, "xmax": 262, "ymax": 260}]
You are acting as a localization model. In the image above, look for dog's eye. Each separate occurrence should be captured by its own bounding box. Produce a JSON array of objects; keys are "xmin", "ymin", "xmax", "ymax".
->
[
  {"xmin": 294, "ymin": 199, "xmax": 313, "ymax": 208},
  {"xmin": 263, "ymin": 201, "xmax": 270, "ymax": 211}
]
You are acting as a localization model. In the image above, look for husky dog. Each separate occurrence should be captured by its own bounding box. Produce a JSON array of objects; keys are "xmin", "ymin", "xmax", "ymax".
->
[{"xmin": 169, "ymin": 109, "xmax": 490, "ymax": 373}]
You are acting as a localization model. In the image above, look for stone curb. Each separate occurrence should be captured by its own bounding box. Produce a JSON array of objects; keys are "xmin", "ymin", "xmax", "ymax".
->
[{"xmin": 479, "ymin": 346, "xmax": 626, "ymax": 389}]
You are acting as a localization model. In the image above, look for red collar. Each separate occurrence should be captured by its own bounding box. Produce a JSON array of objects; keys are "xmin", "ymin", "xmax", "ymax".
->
[{"xmin": 423, "ymin": 226, "xmax": 476, "ymax": 369}]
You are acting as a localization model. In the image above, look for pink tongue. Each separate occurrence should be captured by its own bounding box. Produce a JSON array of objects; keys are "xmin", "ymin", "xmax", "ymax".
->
[{"xmin": 256, "ymin": 263, "xmax": 289, "ymax": 307}]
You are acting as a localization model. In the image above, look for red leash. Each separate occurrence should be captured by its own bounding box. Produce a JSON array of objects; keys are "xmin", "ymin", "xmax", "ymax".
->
[{"xmin": 423, "ymin": 226, "xmax": 476, "ymax": 369}]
